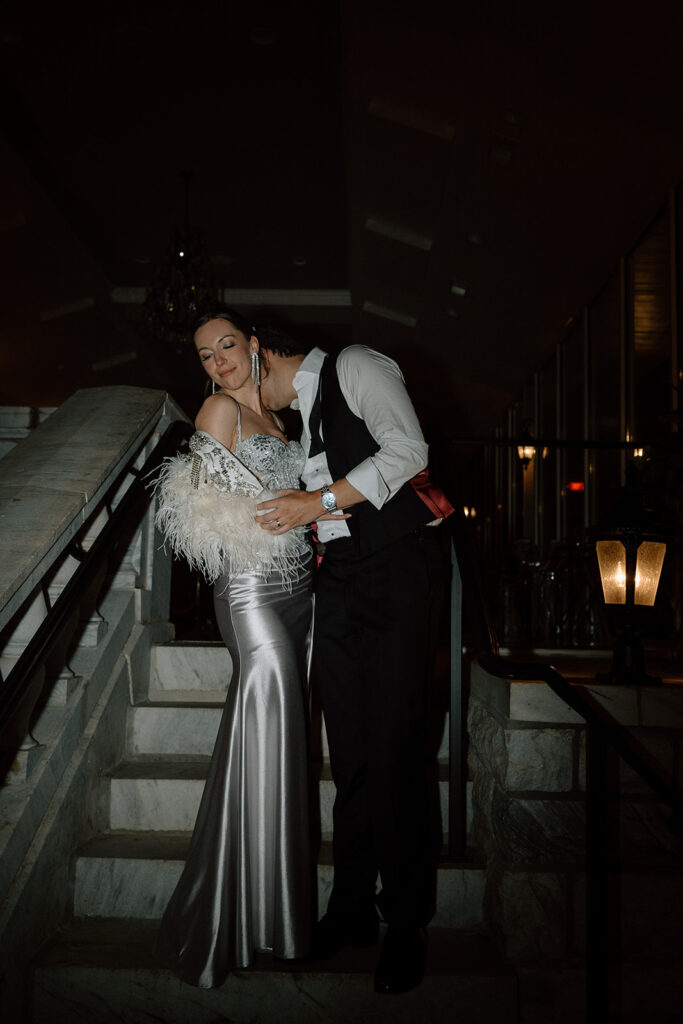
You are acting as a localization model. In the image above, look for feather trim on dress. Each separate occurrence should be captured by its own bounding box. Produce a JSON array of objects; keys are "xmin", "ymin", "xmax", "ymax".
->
[{"xmin": 152, "ymin": 433, "xmax": 310, "ymax": 588}]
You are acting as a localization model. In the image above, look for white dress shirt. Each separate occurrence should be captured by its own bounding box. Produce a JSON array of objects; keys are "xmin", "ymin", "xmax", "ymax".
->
[{"xmin": 292, "ymin": 346, "xmax": 429, "ymax": 542}]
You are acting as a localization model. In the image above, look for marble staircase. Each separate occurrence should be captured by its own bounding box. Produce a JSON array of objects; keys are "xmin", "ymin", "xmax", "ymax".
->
[{"xmin": 31, "ymin": 641, "xmax": 518, "ymax": 1023}]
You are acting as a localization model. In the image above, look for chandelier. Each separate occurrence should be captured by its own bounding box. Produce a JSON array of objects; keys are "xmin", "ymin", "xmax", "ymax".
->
[{"xmin": 144, "ymin": 172, "xmax": 217, "ymax": 351}]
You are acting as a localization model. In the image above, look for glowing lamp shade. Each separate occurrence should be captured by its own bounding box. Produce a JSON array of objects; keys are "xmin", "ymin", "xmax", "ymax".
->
[
  {"xmin": 517, "ymin": 444, "xmax": 536, "ymax": 472},
  {"xmin": 596, "ymin": 539, "xmax": 666, "ymax": 607},
  {"xmin": 634, "ymin": 541, "xmax": 667, "ymax": 606},
  {"xmin": 596, "ymin": 540, "xmax": 626, "ymax": 604}
]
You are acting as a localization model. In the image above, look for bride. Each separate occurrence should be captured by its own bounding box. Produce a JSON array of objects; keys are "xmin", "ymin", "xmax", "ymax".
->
[{"xmin": 153, "ymin": 307, "xmax": 317, "ymax": 987}]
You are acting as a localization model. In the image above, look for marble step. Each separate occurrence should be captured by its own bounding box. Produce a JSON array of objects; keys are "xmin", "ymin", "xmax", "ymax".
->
[
  {"xmin": 32, "ymin": 918, "xmax": 517, "ymax": 1024},
  {"xmin": 149, "ymin": 641, "xmax": 232, "ymax": 703},
  {"xmin": 149, "ymin": 644, "xmax": 453, "ymax": 733},
  {"xmin": 126, "ymin": 700, "xmax": 452, "ymax": 762},
  {"xmin": 106, "ymin": 759, "xmax": 467, "ymax": 842},
  {"xmin": 126, "ymin": 702, "xmax": 222, "ymax": 756},
  {"xmin": 72, "ymin": 832, "xmax": 486, "ymax": 930},
  {"xmin": 147, "ymin": 642, "xmax": 454, "ymax": 761}
]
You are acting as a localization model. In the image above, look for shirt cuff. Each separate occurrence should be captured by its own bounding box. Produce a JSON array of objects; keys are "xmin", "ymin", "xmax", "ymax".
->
[{"xmin": 346, "ymin": 459, "xmax": 390, "ymax": 510}]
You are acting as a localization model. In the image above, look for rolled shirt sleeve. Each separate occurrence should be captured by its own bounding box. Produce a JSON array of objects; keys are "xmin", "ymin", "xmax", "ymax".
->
[{"xmin": 337, "ymin": 346, "xmax": 428, "ymax": 509}]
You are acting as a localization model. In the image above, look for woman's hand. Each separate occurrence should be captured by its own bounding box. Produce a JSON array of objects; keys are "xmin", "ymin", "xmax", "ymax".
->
[{"xmin": 256, "ymin": 489, "xmax": 349, "ymax": 534}]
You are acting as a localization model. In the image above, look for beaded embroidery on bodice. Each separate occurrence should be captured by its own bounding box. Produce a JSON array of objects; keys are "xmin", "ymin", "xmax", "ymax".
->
[
  {"xmin": 233, "ymin": 401, "xmax": 304, "ymax": 492},
  {"xmin": 234, "ymin": 434, "xmax": 304, "ymax": 493},
  {"xmin": 188, "ymin": 410, "xmax": 304, "ymax": 497}
]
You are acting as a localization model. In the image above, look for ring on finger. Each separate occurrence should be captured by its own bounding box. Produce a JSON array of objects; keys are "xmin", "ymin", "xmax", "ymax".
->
[{"xmin": 276, "ymin": 519, "xmax": 281, "ymax": 528}]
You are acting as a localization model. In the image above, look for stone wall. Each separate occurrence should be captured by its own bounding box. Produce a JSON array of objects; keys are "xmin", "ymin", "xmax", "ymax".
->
[{"xmin": 467, "ymin": 661, "xmax": 683, "ymax": 965}]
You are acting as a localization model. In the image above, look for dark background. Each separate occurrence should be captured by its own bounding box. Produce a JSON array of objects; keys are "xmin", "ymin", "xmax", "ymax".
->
[{"xmin": 2, "ymin": 0, "xmax": 683, "ymax": 438}]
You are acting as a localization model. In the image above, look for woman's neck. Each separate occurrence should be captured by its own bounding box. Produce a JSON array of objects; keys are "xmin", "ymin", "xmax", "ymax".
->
[{"xmin": 220, "ymin": 383, "xmax": 263, "ymax": 417}]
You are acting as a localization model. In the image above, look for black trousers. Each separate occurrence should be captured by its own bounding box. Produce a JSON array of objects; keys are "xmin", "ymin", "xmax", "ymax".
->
[{"xmin": 314, "ymin": 527, "xmax": 446, "ymax": 928}]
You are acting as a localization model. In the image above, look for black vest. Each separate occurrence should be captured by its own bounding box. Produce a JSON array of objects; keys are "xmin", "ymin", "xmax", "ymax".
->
[{"xmin": 312, "ymin": 353, "xmax": 433, "ymax": 556}]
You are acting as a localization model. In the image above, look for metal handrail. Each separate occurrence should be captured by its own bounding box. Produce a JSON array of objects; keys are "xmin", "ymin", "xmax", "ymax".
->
[
  {"xmin": 448, "ymin": 508, "xmax": 682, "ymax": 1023},
  {"xmin": 0, "ymin": 420, "xmax": 191, "ymax": 747}
]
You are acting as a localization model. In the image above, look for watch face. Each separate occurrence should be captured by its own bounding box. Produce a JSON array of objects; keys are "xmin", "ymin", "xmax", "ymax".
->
[{"xmin": 321, "ymin": 490, "xmax": 337, "ymax": 510}]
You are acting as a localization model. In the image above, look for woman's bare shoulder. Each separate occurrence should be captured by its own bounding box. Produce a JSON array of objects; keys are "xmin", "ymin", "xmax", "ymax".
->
[{"xmin": 195, "ymin": 393, "xmax": 239, "ymax": 443}]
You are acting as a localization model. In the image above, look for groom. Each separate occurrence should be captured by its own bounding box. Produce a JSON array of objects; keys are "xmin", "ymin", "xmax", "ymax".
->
[{"xmin": 256, "ymin": 328, "xmax": 452, "ymax": 994}]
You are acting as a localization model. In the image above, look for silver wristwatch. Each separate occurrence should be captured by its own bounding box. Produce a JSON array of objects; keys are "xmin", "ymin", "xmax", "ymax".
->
[{"xmin": 320, "ymin": 484, "xmax": 338, "ymax": 512}]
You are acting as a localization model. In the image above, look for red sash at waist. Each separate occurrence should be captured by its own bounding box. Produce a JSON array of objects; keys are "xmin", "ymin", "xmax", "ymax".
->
[{"xmin": 410, "ymin": 469, "xmax": 455, "ymax": 520}]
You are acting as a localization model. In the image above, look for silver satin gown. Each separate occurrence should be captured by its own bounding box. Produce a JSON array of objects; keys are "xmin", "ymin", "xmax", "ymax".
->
[{"xmin": 155, "ymin": 428, "xmax": 314, "ymax": 988}]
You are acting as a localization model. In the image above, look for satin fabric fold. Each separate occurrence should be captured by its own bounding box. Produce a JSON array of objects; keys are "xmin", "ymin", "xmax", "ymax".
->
[{"xmin": 155, "ymin": 560, "xmax": 314, "ymax": 988}]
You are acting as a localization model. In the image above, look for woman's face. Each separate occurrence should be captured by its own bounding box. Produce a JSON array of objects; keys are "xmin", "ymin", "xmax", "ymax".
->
[{"xmin": 194, "ymin": 318, "xmax": 257, "ymax": 393}]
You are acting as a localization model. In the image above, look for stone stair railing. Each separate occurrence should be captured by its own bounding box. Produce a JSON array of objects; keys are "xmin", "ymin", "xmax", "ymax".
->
[{"xmin": 0, "ymin": 386, "xmax": 189, "ymax": 1023}]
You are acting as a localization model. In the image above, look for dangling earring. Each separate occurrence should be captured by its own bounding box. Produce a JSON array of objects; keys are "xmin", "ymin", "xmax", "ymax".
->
[
  {"xmin": 212, "ymin": 380, "xmax": 217, "ymax": 394},
  {"xmin": 251, "ymin": 351, "xmax": 261, "ymax": 387}
]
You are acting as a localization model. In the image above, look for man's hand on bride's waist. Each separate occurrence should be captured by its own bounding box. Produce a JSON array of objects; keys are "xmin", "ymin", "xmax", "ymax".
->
[{"xmin": 256, "ymin": 489, "xmax": 351, "ymax": 535}]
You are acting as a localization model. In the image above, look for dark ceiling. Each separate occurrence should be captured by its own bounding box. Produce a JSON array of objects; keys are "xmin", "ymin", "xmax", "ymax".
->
[{"xmin": 2, "ymin": 0, "xmax": 683, "ymax": 435}]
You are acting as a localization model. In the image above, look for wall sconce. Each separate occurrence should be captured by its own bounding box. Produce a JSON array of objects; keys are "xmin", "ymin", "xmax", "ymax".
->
[
  {"xmin": 594, "ymin": 464, "xmax": 666, "ymax": 684},
  {"xmin": 516, "ymin": 423, "xmax": 536, "ymax": 471}
]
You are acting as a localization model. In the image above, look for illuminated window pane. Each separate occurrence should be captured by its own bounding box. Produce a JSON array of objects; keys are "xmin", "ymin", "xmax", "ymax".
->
[
  {"xmin": 635, "ymin": 541, "xmax": 666, "ymax": 606},
  {"xmin": 596, "ymin": 540, "xmax": 626, "ymax": 604}
]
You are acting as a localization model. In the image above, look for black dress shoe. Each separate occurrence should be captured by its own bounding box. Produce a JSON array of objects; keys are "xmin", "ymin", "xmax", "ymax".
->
[
  {"xmin": 306, "ymin": 910, "xmax": 380, "ymax": 962},
  {"xmin": 374, "ymin": 925, "xmax": 427, "ymax": 994}
]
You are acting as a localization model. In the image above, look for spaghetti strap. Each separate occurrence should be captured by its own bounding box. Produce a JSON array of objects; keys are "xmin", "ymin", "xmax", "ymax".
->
[{"xmin": 235, "ymin": 403, "xmax": 242, "ymax": 444}]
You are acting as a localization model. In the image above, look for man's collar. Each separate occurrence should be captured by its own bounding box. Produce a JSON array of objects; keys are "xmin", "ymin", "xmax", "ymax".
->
[
  {"xmin": 297, "ymin": 347, "xmax": 327, "ymax": 377},
  {"xmin": 291, "ymin": 348, "xmax": 327, "ymax": 409}
]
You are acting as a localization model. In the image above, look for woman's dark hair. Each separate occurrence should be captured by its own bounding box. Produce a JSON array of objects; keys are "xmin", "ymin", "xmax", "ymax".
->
[
  {"xmin": 193, "ymin": 305, "xmax": 254, "ymax": 340},
  {"xmin": 193, "ymin": 308, "xmax": 310, "ymax": 359}
]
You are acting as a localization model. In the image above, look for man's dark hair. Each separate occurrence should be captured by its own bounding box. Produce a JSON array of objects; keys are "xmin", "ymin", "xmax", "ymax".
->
[{"xmin": 255, "ymin": 325, "xmax": 310, "ymax": 358}]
